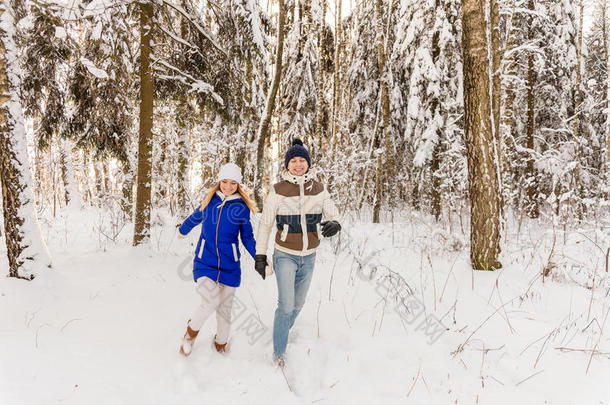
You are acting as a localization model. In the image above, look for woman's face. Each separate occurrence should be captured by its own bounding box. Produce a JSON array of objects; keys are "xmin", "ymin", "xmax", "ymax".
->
[
  {"xmin": 220, "ymin": 179, "xmax": 238, "ymax": 196},
  {"xmin": 287, "ymin": 157, "xmax": 308, "ymax": 176}
]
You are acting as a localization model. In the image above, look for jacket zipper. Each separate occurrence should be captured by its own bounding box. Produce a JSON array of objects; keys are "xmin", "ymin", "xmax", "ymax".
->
[
  {"xmin": 300, "ymin": 181, "xmax": 308, "ymax": 252},
  {"xmin": 215, "ymin": 202, "xmax": 225, "ymax": 283}
]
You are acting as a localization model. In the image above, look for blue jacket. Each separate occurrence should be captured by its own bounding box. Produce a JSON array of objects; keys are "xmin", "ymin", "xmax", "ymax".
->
[{"xmin": 179, "ymin": 191, "xmax": 256, "ymax": 287}]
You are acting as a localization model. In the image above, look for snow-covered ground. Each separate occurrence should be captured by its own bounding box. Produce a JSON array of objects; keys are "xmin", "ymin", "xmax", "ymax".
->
[{"xmin": 1, "ymin": 206, "xmax": 609, "ymax": 404}]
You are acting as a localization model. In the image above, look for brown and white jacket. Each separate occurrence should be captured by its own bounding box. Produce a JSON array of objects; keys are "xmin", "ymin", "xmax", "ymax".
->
[{"xmin": 256, "ymin": 169, "xmax": 340, "ymax": 257}]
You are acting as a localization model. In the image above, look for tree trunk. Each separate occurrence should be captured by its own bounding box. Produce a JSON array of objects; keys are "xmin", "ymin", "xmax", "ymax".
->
[
  {"xmin": 59, "ymin": 140, "xmax": 69, "ymax": 206},
  {"xmin": 255, "ymin": 0, "xmax": 286, "ymax": 208},
  {"xmin": 82, "ymin": 149, "xmax": 92, "ymax": 204},
  {"xmin": 0, "ymin": 3, "xmax": 50, "ymax": 278},
  {"xmin": 34, "ymin": 137, "xmax": 42, "ymax": 203},
  {"xmin": 605, "ymin": 0, "xmax": 610, "ymax": 177},
  {"xmin": 60, "ymin": 139, "xmax": 81, "ymax": 208},
  {"xmin": 462, "ymin": 0, "xmax": 502, "ymax": 270},
  {"xmin": 157, "ymin": 138, "xmax": 167, "ymax": 204},
  {"xmin": 133, "ymin": 1, "xmax": 154, "ymax": 245},
  {"xmin": 372, "ymin": 0, "xmax": 394, "ymax": 223},
  {"xmin": 431, "ymin": 143, "xmax": 442, "ymax": 221},
  {"xmin": 573, "ymin": 0, "xmax": 584, "ymax": 218},
  {"xmin": 93, "ymin": 156, "xmax": 103, "ymax": 200},
  {"xmin": 176, "ymin": 103, "xmax": 190, "ymax": 216},
  {"xmin": 0, "ymin": 182, "xmax": 2, "ymax": 238},
  {"xmin": 101, "ymin": 160, "xmax": 110, "ymax": 195},
  {"xmin": 51, "ymin": 145, "xmax": 56, "ymax": 216},
  {"xmin": 525, "ymin": 0, "xmax": 539, "ymax": 218},
  {"xmin": 501, "ymin": 4, "xmax": 517, "ymax": 201},
  {"xmin": 490, "ymin": 0, "xmax": 503, "ymax": 206},
  {"xmin": 175, "ymin": 8, "xmax": 191, "ymax": 215},
  {"xmin": 316, "ymin": 0, "xmax": 326, "ymax": 143},
  {"xmin": 430, "ymin": 24, "xmax": 442, "ymax": 221},
  {"xmin": 236, "ymin": 55, "xmax": 255, "ymax": 182},
  {"xmin": 331, "ymin": 0, "xmax": 342, "ymax": 155},
  {"xmin": 121, "ymin": 160, "xmax": 134, "ymax": 219}
]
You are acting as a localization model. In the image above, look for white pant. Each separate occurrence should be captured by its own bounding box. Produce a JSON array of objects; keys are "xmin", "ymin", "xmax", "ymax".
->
[{"xmin": 189, "ymin": 276, "xmax": 236, "ymax": 345}]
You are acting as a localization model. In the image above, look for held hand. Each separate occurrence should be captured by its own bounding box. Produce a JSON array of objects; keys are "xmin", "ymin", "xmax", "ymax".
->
[
  {"xmin": 254, "ymin": 254, "xmax": 267, "ymax": 280},
  {"xmin": 320, "ymin": 221, "xmax": 341, "ymax": 237},
  {"xmin": 265, "ymin": 257, "xmax": 274, "ymax": 277}
]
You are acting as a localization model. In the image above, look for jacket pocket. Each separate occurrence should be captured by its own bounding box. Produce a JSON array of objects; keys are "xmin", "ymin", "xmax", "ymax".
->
[
  {"xmin": 232, "ymin": 243, "xmax": 238, "ymax": 262},
  {"xmin": 280, "ymin": 223, "xmax": 289, "ymax": 242},
  {"xmin": 316, "ymin": 222, "xmax": 322, "ymax": 239},
  {"xmin": 198, "ymin": 239, "xmax": 206, "ymax": 259}
]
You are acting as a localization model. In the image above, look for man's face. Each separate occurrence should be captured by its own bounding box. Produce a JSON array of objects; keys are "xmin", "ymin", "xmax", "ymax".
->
[{"xmin": 287, "ymin": 157, "xmax": 308, "ymax": 176}]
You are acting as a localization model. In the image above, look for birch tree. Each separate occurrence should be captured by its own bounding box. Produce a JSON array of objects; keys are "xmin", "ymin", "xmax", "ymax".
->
[{"xmin": 462, "ymin": 0, "xmax": 502, "ymax": 270}]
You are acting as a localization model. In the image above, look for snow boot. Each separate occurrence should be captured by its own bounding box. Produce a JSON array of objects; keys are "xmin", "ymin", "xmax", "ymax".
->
[
  {"xmin": 179, "ymin": 321, "xmax": 199, "ymax": 356},
  {"xmin": 214, "ymin": 335, "xmax": 227, "ymax": 353},
  {"xmin": 273, "ymin": 353, "xmax": 285, "ymax": 368}
]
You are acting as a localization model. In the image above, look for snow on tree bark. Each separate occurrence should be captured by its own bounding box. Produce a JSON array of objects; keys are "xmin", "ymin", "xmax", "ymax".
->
[
  {"xmin": 490, "ymin": 0, "xmax": 503, "ymax": 208},
  {"xmin": 461, "ymin": 0, "xmax": 502, "ymax": 270},
  {"xmin": 316, "ymin": 0, "xmax": 326, "ymax": 143},
  {"xmin": 0, "ymin": 2, "xmax": 51, "ymax": 278},
  {"xmin": 525, "ymin": 0, "xmax": 539, "ymax": 218},
  {"xmin": 372, "ymin": 0, "xmax": 394, "ymax": 223},
  {"xmin": 572, "ymin": 0, "xmax": 584, "ymax": 218},
  {"xmin": 331, "ymin": 0, "xmax": 342, "ymax": 153},
  {"xmin": 599, "ymin": 0, "xmax": 610, "ymax": 187}
]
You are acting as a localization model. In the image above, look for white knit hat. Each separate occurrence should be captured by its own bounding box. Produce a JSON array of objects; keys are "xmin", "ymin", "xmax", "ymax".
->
[{"xmin": 217, "ymin": 163, "xmax": 243, "ymax": 184}]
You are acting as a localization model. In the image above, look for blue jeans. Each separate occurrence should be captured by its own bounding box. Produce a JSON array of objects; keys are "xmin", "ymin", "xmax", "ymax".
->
[{"xmin": 272, "ymin": 249, "xmax": 316, "ymax": 358}]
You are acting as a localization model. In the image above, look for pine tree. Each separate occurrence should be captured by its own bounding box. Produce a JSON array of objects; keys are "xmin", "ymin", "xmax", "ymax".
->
[
  {"xmin": 391, "ymin": 0, "xmax": 463, "ymax": 219},
  {"xmin": 502, "ymin": 0, "xmax": 578, "ymax": 218},
  {"xmin": 537, "ymin": 0, "xmax": 578, "ymax": 217},
  {"xmin": 277, "ymin": 1, "xmax": 318, "ymax": 143}
]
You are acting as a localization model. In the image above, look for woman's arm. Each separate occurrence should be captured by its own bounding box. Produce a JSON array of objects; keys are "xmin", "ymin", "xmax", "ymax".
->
[
  {"xmin": 239, "ymin": 211, "xmax": 257, "ymax": 259},
  {"xmin": 178, "ymin": 206, "xmax": 204, "ymax": 236}
]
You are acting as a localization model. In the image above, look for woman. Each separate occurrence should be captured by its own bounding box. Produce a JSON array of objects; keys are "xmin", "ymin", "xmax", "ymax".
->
[
  {"xmin": 177, "ymin": 163, "xmax": 266, "ymax": 356},
  {"xmin": 255, "ymin": 139, "xmax": 342, "ymax": 366}
]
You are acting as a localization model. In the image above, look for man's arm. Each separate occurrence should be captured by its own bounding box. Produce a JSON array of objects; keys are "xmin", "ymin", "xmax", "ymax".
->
[{"xmin": 255, "ymin": 189, "xmax": 277, "ymax": 255}]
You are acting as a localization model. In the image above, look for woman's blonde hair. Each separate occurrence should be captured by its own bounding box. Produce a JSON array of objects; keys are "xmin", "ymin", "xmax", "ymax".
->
[{"xmin": 199, "ymin": 182, "xmax": 258, "ymax": 213}]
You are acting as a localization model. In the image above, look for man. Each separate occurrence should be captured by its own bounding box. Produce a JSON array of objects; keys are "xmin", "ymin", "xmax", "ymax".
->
[{"xmin": 255, "ymin": 138, "xmax": 342, "ymax": 366}]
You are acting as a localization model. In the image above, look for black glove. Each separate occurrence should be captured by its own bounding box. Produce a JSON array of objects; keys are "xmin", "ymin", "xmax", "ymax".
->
[
  {"xmin": 321, "ymin": 220, "xmax": 341, "ymax": 237},
  {"xmin": 254, "ymin": 255, "xmax": 267, "ymax": 280}
]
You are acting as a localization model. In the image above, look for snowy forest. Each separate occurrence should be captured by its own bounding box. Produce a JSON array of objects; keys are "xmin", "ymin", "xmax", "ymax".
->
[{"xmin": 1, "ymin": 0, "xmax": 610, "ymax": 403}]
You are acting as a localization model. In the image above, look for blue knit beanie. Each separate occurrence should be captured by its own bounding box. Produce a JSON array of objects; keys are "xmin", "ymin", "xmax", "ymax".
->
[{"xmin": 284, "ymin": 138, "xmax": 311, "ymax": 169}]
